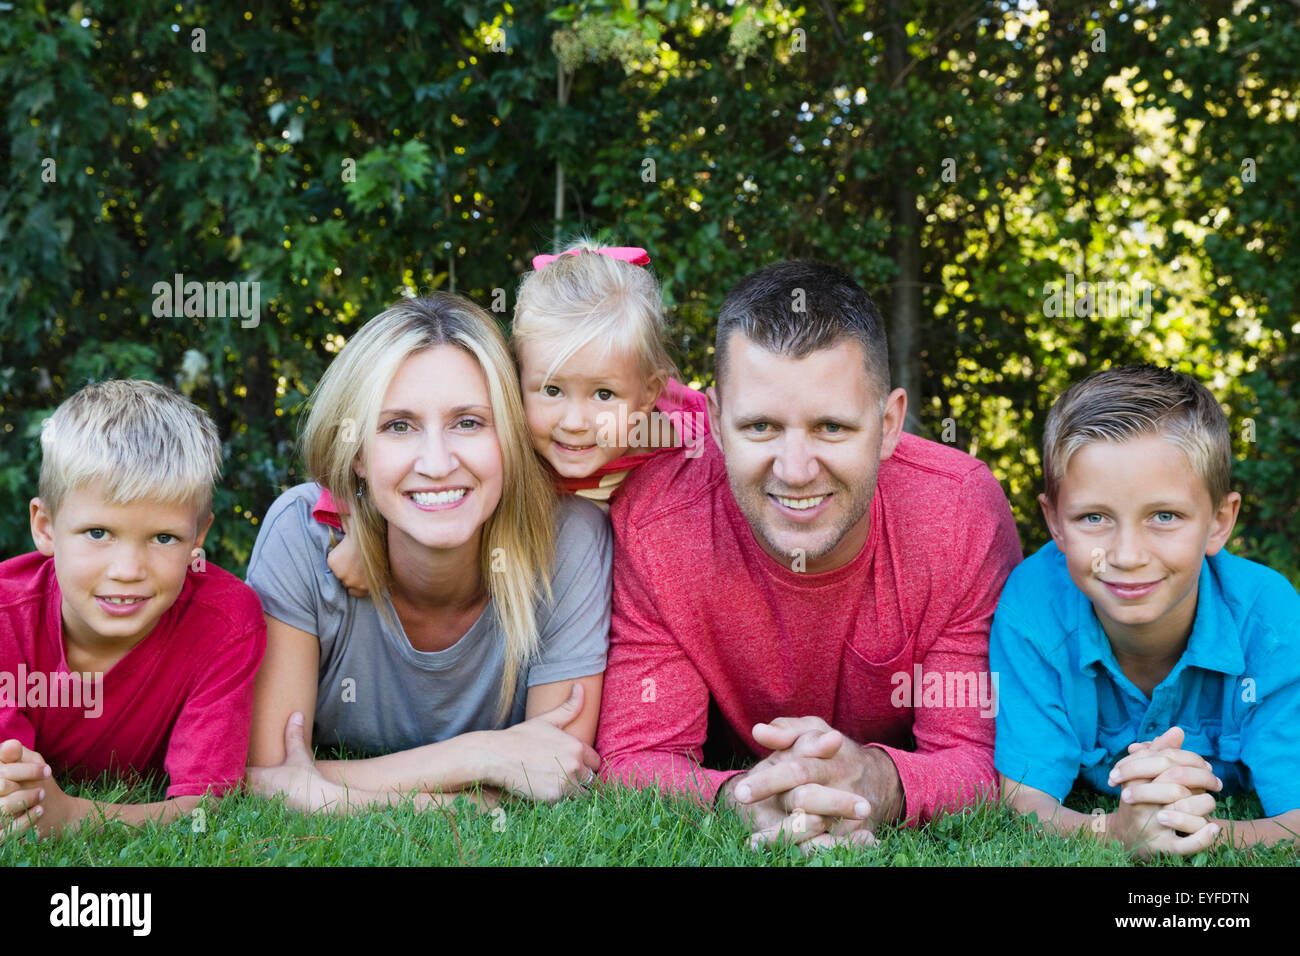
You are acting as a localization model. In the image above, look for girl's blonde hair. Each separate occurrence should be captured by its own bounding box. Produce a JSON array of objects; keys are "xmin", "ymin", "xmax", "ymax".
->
[
  {"xmin": 512, "ymin": 237, "xmax": 676, "ymax": 386},
  {"xmin": 300, "ymin": 294, "xmax": 556, "ymax": 723}
]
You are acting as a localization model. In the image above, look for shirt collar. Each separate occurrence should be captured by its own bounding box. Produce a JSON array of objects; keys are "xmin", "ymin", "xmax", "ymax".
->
[{"xmin": 1075, "ymin": 554, "xmax": 1245, "ymax": 677}]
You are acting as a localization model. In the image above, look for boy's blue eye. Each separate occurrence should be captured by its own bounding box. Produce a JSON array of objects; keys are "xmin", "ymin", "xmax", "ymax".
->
[
  {"xmin": 1154, "ymin": 511, "xmax": 1178, "ymax": 523},
  {"xmin": 1083, "ymin": 514, "xmax": 1104, "ymax": 525},
  {"xmin": 87, "ymin": 528, "xmax": 108, "ymax": 540},
  {"xmin": 156, "ymin": 533, "xmax": 177, "ymax": 544}
]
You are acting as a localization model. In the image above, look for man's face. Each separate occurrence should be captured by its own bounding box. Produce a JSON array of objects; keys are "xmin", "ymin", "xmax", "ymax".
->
[
  {"xmin": 30, "ymin": 482, "xmax": 212, "ymax": 657},
  {"xmin": 1040, "ymin": 435, "xmax": 1240, "ymax": 647},
  {"xmin": 708, "ymin": 333, "xmax": 905, "ymax": 574}
]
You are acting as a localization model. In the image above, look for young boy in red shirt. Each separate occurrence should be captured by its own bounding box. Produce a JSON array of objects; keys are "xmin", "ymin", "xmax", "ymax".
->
[{"xmin": 0, "ymin": 380, "xmax": 266, "ymax": 840}]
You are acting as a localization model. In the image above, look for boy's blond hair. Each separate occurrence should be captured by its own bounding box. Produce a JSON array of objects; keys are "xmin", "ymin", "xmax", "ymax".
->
[
  {"xmin": 1042, "ymin": 364, "xmax": 1232, "ymax": 506},
  {"xmin": 39, "ymin": 379, "xmax": 222, "ymax": 524},
  {"xmin": 299, "ymin": 293, "xmax": 557, "ymax": 723},
  {"xmin": 511, "ymin": 236, "xmax": 676, "ymax": 386}
]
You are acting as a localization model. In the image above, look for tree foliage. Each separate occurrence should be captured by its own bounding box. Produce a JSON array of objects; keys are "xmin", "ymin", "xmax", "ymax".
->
[{"xmin": 2, "ymin": 0, "xmax": 1295, "ymax": 583}]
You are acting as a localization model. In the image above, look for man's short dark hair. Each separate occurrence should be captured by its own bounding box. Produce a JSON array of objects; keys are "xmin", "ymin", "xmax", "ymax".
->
[{"xmin": 713, "ymin": 260, "xmax": 890, "ymax": 403}]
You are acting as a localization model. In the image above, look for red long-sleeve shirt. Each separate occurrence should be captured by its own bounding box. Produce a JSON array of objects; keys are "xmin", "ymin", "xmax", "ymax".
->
[{"xmin": 594, "ymin": 432, "xmax": 1022, "ymax": 823}]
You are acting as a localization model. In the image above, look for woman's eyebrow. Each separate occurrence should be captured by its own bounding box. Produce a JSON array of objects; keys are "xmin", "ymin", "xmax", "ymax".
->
[{"xmin": 379, "ymin": 404, "xmax": 492, "ymax": 418}]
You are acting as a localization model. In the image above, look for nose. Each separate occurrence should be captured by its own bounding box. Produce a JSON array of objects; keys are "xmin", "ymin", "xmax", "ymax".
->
[
  {"xmin": 107, "ymin": 544, "xmax": 147, "ymax": 582},
  {"xmin": 414, "ymin": 427, "xmax": 459, "ymax": 478},
  {"xmin": 771, "ymin": 430, "xmax": 820, "ymax": 489},
  {"xmin": 558, "ymin": 399, "xmax": 589, "ymax": 434},
  {"xmin": 1107, "ymin": 521, "xmax": 1148, "ymax": 571}
]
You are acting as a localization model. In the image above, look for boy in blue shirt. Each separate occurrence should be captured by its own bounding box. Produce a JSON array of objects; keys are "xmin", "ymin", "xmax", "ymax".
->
[{"xmin": 992, "ymin": 365, "xmax": 1300, "ymax": 857}]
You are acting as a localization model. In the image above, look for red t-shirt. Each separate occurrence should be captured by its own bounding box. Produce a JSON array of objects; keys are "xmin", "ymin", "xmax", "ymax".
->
[
  {"xmin": 0, "ymin": 552, "xmax": 267, "ymax": 797},
  {"xmin": 594, "ymin": 432, "xmax": 1023, "ymax": 822}
]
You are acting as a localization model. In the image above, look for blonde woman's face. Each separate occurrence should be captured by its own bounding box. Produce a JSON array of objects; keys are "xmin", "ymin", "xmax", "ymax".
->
[
  {"xmin": 356, "ymin": 346, "xmax": 504, "ymax": 557},
  {"xmin": 517, "ymin": 338, "xmax": 659, "ymax": 479}
]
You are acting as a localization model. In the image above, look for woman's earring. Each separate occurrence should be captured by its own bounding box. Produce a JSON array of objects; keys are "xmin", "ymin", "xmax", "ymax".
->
[{"xmin": 355, "ymin": 477, "xmax": 367, "ymax": 499}]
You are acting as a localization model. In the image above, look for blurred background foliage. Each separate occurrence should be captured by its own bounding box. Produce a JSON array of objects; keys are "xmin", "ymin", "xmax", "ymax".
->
[{"xmin": 2, "ymin": 0, "xmax": 1296, "ymax": 583}]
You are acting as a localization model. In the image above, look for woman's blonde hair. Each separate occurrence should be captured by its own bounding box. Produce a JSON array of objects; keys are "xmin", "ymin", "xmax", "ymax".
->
[
  {"xmin": 512, "ymin": 236, "xmax": 676, "ymax": 386},
  {"xmin": 300, "ymin": 294, "xmax": 556, "ymax": 722}
]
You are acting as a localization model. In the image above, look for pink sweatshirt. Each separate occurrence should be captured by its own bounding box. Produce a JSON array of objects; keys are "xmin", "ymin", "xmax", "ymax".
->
[{"xmin": 594, "ymin": 432, "xmax": 1022, "ymax": 823}]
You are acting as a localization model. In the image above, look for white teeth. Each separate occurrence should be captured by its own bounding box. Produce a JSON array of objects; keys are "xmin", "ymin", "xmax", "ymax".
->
[
  {"xmin": 776, "ymin": 495, "xmax": 826, "ymax": 510},
  {"xmin": 103, "ymin": 597, "xmax": 143, "ymax": 605},
  {"xmin": 410, "ymin": 489, "xmax": 466, "ymax": 506}
]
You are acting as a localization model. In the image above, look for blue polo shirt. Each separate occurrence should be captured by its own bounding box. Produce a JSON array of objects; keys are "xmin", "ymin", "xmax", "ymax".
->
[{"xmin": 991, "ymin": 542, "xmax": 1300, "ymax": 816}]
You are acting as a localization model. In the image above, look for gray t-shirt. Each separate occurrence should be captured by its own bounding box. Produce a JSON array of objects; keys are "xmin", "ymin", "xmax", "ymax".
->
[{"xmin": 246, "ymin": 484, "xmax": 611, "ymax": 756}]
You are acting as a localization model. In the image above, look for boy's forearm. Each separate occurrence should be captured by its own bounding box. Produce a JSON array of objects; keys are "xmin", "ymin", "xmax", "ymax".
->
[
  {"xmin": 1001, "ymin": 775, "xmax": 1106, "ymax": 840},
  {"xmin": 52, "ymin": 793, "xmax": 204, "ymax": 836},
  {"xmin": 1214, "ymin": 809, "xmax": 1300, "ymax": 849},
  {"xmin": 1008, "ymin": 794, "xmax": 1096, "ymax": 838}
]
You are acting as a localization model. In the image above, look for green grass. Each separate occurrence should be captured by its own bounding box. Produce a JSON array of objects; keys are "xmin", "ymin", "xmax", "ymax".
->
[{"xmin": 3, "ymin": 773, "xmax": 1295, "ymax": 866}]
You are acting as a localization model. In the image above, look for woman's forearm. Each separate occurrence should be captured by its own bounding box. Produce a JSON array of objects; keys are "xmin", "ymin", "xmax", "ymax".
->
[{"xmin": 313, "ymin": 732, "xmax": 494, "ymax": 794}]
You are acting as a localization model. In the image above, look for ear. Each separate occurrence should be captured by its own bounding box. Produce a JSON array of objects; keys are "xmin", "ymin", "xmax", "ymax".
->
[
  {"xmin": 877, "ymin": 388, "xmax": 909, "ymax": 462},
  {"xmin": 638, "ymin": 370, "xmax": 667, "ymax": 415},
  {"xmin": 1038, "ymin": 492, "xmax": 1065, "ymax": 547},
  {"xmin": 706, "ymin": 385, "xmax": 724, "ymax": 453},
  {"xmin": 29, "ymin": 498, "xmax": 55, "ymax": 557},
  {"xmin": 1204, "ymin": 491, "xmax": 1241, "ymax": 557},
  {"xmin": 193, "ymin": 510, "xmax": 216, "ymax": 550}
]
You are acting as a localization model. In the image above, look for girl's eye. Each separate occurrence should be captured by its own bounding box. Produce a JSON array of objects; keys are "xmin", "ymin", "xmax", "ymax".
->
[
  {"xmin": 383, "ymin": 420, "xmax": 411, "ymax": 434},
  {"xmin": 543, "ymin": 385, "xmax": 561, "ymax": 398},
  {"xmin": 455, "ymin": 418, "xmax": 483, "ymax": 430},
  {"xmin": 595, "ymin": 388, "xmax": 615, "ymax": 401}
]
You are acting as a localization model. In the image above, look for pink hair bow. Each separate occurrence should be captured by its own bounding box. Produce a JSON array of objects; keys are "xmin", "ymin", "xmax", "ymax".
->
[{"xmin": 532, "ymin": 247, "xmax": 651, "ymax": 271}]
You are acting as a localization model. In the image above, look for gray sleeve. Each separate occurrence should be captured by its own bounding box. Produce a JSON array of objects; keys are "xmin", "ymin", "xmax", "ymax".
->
[
  {"xmin": 526, "ymin": 496, "xmax": 613, "ymax": 686},
  {"xmin": 245, "ymin": 484, "xmax": 339, "ymax": 637}
]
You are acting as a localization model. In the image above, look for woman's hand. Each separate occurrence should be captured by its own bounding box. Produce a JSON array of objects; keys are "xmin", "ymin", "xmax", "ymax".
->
[
  {"xmin": 247, "ymin": 712, "xmax": 349, "ymax": 813},
  {"xmin": 477, "ymin": 683, "xmax": 602, "ymax": 803}
]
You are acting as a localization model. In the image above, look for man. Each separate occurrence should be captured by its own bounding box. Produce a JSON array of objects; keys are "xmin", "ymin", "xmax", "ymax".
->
[{"xmin": 594, "ymin": 260, "xmax": 1022, "ymax": 849}]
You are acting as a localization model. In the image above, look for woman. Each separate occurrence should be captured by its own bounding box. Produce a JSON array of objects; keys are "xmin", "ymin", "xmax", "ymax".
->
[{"xmin": 244, "ymin": 293, "xmax": 611, "ymax": 812}]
